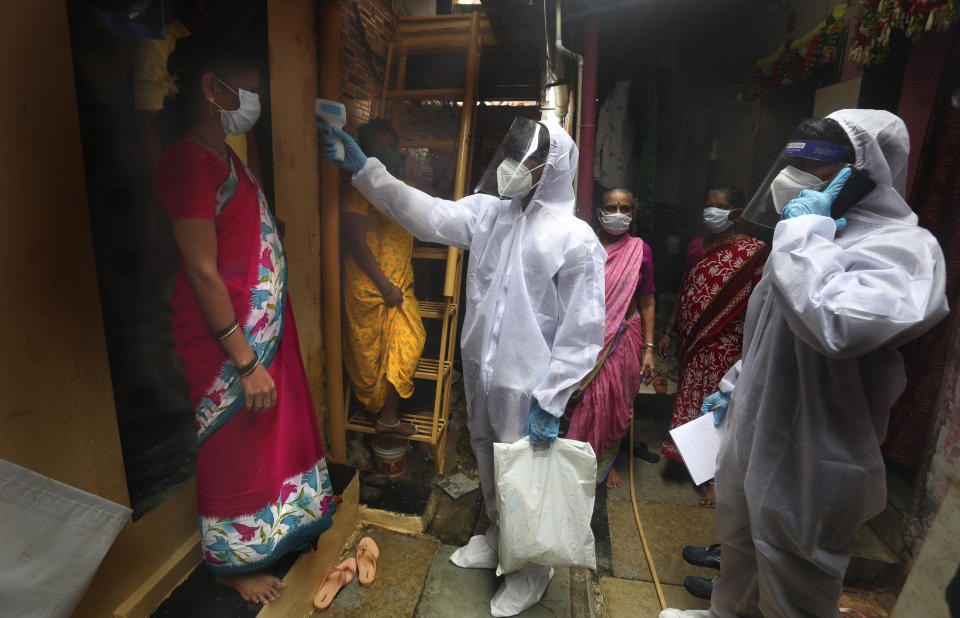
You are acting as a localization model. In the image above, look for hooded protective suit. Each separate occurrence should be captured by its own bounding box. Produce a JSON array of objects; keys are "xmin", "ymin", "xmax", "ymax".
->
[
  {"xmin": 709, "ymin": 109, "xmax": 949, "ymax": 618},
  {"xmin": 351, "ymin": 122, "xmax": 606, "ymax": 616}
]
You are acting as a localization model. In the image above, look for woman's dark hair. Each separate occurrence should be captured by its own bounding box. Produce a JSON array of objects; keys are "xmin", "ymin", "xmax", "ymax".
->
[
  {"xmin": 707, "ymin": 185, "xmax": 746, "ymax": 210},
  {"xmin": 357, "ymin": 119, "xmax": 399, "ymax": 157},
  {"xmin": 787, "ymin": 117, "xmax": 855, "ymax": 165},
  {"xmin": 153, "ymin": 34, "xmax": 261, "ymax": 147}
]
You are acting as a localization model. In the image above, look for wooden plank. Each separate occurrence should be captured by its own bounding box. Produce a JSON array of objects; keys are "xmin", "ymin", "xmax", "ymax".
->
[
  {"xmin": 268, "ymin": 0, "xmax": 334, "ymax": 455},
  {"xmin": 398, "ymin": 140, "xmax": 457, "ymax": 149},
  {"xmin": 316, "ymin": 1, "xmax": 347, "ymax": 462},
  {"xmin": 412, "ymin": 246, "xmax": 450, "ymax": 259},
  {"xmin": 256, "ymin": 474, "xmax": 361, "ymax": 618},
  {"xmin": 417, "ymin": 300, "xmax": 455, "ymax": 319},
  {"xmin": 74, "ymin": 480, "xmax": 200, "ymax": 617},
  {"xmin": 385, "ymin": 87, "xmax": 465, "ymax": 101}
]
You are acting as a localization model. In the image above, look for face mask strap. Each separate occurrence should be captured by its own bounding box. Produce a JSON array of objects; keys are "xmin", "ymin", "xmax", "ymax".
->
[{"xmin": 216, "ymin": 77, "xmax": 239, "ymax": 96}]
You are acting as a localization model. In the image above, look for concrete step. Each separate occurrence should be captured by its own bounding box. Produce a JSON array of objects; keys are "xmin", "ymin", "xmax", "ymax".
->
[{"xmin": 846, "ymin": 523, "xmax": 901, "ymax": 588}]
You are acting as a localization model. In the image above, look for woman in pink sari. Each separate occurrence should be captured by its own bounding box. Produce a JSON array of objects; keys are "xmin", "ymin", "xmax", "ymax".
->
[
  {"xmin": 657, "ymin": 186, "xmax": 768, "ymax": 506},
  {"xmin": 566, "ymin": 189, "xmax": 656, "ymax": 488},
  {"xmin": 154, "ymin": 37, "xmax": 335, "ymax": 603}
]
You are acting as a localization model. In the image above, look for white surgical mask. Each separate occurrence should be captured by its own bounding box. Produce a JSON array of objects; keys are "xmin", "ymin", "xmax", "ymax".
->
[
  {"xmin": 703, "ymin": 207, "xmax": 733, "ymax": 234},
  {"xmin": 213, "ymin": 78, "xmax": 261, "ymax": 135},
  {"xmin": 770, "ymin": 165, "xmax": 828, "ymax": 213},
  {"xmin": 599, "ymin": 212, "xmax": 632, "ymax": 235},
  {"xmin": 496, "ymin": 157, "xmax": 543, "ymax": 199}
]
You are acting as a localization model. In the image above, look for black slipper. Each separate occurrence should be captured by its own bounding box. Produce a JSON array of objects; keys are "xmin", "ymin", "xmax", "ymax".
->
[
  {"xmin": 684, "ymin": 575, "xmax": 715, "ymax": 600},
  {"xmin": 682, "ymin": 544, "xmax": 721, "ymax": 569}
]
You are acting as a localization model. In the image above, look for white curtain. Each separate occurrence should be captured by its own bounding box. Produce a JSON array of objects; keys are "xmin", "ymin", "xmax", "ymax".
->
[
  {"xmin": 0, "ymin": 459, "xmax": 131, "ymax": 617},
  {"xmin": 594, "ymin": 80, "xmax": 636, "ymax": 191}
]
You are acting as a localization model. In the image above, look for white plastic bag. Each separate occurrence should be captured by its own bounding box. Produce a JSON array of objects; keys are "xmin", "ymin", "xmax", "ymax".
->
[{"xmin": 493, "ymin": 436, "xmax": 597, "ymax": 574}]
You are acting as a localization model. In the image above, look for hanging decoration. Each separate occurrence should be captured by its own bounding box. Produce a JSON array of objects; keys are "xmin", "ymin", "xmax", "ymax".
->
[
  {"xmin": 849, "ymin": 0, "xmax": 960, "ymax": 66},
  {"xmin": 752, "ymin": 3, "xmax": 849, "ymax": 93}
]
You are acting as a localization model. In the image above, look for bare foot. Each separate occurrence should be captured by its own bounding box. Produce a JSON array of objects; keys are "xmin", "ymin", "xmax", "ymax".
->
[
  {"xmin": 699, "ymin": 484, "xmax": 717, "ymax": 508},
  {"xmin": 215, "ymin": 572, "xmax": 286, "ymax": 604},
  {"xmin": 606, "ymin": 466, "xmax": 626, "ymax": 489}
]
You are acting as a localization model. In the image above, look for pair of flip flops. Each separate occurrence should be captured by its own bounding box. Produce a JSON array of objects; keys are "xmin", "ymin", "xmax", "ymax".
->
[{"xmin": 313, "ymin": 537, "xmax": 380, "ymax": 611}]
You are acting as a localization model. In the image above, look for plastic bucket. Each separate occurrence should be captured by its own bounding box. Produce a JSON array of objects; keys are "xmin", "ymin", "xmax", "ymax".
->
[{"xmin": 372, "ymin": 438, "xmax": 409, "ymax": 478}]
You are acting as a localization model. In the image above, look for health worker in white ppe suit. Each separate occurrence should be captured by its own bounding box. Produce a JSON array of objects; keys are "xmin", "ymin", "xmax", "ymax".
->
[
  {"xmin": 660, "ymin": 109, "xmax": 949, "ymax": 618},
  {"xmin": 319, "ymin": 117, "xmax": 606, "ymax": 617}
]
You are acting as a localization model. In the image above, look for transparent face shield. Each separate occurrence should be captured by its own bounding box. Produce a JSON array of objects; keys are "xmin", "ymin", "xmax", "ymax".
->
[
  {"xmin": 474, "ymin": 117, "xmax": 550, "ymax": 200},
  {"xmin": 739, "ymin": 139, "xmax": 850, "ymax": 242}
]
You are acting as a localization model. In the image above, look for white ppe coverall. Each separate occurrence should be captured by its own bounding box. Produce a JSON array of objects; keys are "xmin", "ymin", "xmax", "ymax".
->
[
  {"xmin": 351, "ymin": 122, "xmax": 606, "ymax": 616},
  {"xmin": 710, "ymin": 109, "xmax": 949, "ymax": 618}
]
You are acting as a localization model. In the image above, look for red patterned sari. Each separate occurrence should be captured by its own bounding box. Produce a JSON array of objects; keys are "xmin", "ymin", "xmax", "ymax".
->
[
  {"xmin": 661, "ymin": 236, "xmax": 769, "ymax": 460},
  {"xmin": 157, "ymin": 142, "xmax": 335, "ymax": 574}
]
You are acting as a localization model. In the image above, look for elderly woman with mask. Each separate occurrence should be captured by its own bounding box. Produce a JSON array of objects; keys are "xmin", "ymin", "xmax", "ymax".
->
[
  {"xmin": 565, "ymin": 189, "xmax": 656, "ymax": 488},
  {"xmin": 657, "ymin": 186, "xmax": 769, "ymax": 507}
]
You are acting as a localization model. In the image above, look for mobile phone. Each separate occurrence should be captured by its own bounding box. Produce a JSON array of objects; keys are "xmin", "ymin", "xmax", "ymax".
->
[{"xmin": 831, "ymin": 165, "xmax": 876, "ymax": 219}]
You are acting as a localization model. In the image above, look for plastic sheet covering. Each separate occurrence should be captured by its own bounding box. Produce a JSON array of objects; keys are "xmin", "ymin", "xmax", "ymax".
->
[
  {"xmin": 0, "ymin": 459, "xmax": 131, "ymax": 617},
  {"xmin": 493, "ymin": 437, "xmax": 597, "ymax": 575}
]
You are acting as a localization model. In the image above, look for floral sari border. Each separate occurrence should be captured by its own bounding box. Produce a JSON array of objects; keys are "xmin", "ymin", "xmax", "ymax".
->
[
  {"xmin": 200, "ymin": 458, "xmax": 336, "ymax": 574},
  {"xmin": 195, "ymin": 165, "xmax": 289, "ymax": 445}
]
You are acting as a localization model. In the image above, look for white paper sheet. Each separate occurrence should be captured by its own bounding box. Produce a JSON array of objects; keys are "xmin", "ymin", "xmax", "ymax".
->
[{"xmin": 668, "ymin": 413, "xmax": 722, "ymax": 486}]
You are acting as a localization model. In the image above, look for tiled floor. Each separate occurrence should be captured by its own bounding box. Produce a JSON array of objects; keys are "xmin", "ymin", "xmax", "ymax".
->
[
  {"xmin": 599, "ymin": 450, "xmax": 718, "ymax": 616},
  {"xmin": 415, "ymin": 546, "xmax": 571, "ymax": 618},
  {"xmin": 152, "ymin": 379, "xmax": 901, "ymax": 617},
  {"xmin": 317, "ymin": 525, "xmax": 440, "ymax": 617}
]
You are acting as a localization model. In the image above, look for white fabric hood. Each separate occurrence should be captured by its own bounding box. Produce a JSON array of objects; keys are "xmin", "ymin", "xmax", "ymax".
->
[
  {"xmin": 526, "ymin": 122, "xmax": 579, "ymax": 214},
  {"xmin": 827, "ymin": 109, "xmax": 916, "ymax": 225}
]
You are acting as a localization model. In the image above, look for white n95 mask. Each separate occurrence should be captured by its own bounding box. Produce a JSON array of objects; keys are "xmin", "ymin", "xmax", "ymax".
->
[
  {"xmin": 214, "ymin": 78, "xmax": 261, "ymax": 135},
  {"xmin": 702, "ymin": 207, "xmax": 733, "ymax": 234},
  {"xmin": 497, "ymin": 158, "xmax": 543, "ymax": 199},
  {"xmin": 599, "ymin": 212, "xmax": 631, "ymax": 235},
  {"xmin": 770, "ymin": 165, "xmax": 828, "ymax": 213}
]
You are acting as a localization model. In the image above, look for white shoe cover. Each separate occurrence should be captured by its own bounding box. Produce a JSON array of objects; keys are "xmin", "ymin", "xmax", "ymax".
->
[
  {"xmin": 658, "ymin": 609, "xmax": 711, "ymax": 618},
  {"xmin": 449, "ymin": 534, "xmax": 499, "ymax": 569},
  {"xmin": 489, "ymin": 567, "xmax": 554, "ymax": 617}
]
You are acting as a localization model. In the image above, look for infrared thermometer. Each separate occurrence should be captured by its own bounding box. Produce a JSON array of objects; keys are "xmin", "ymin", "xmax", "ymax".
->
[{"xmin": 315, "ymin": 98, "xmax": 347, "ymax": 161}]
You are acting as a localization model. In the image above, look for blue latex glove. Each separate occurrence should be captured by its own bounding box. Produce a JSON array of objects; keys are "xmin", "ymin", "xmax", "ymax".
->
[
  {"xmin": 700, "ymin": 391, "xmax": 731, "ymax": 427},
  {"xmin": 780, "ymin": 166, "xmax": 852, "ymax": 232},
  {"xmin": 525, "ymin": 402, "xmax": 560, "ymax": 448},
  {"xmin": 316, "ymin": 122, "xmax": 367, "ymax": 174}
]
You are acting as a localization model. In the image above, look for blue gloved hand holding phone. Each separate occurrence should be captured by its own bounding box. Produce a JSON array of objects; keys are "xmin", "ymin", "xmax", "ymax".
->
[{"xmin": 781, "ymin": 166, "xmax": 857, "ymax": 232}]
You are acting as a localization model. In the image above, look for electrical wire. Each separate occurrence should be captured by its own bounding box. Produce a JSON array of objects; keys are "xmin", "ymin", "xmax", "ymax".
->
[{"xmin": 629, "ymin": 416, "xmax": 667, "ymax": 610}]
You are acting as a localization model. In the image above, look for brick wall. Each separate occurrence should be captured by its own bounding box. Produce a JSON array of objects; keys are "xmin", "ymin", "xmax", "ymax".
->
[{"xmin": 338, "ymin": 0, "xmax": 398, "ymax": 129}]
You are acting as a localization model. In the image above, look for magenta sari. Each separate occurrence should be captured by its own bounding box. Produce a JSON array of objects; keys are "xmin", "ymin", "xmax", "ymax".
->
[
  {"xmin": 566, "ymin": 235, "xmax": 648, "ymax": 483},
  {"xmin": 157, "ymin": 142, "xmax": 335, "ymax": 574}
]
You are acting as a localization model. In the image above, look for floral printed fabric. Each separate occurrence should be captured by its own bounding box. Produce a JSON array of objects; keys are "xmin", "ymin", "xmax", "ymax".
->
[
  {"xmin": 195, "ymin": 163, "xmax": 288, "ymax": 444},
  {"xmin": 662, "ymin": 237, "xmax": 767, "ymax": 460},
  {"xmin": 341, "ymin": 187, "xmax": 425, "ymax": 412},
  {"xmin": 200, "ymin": 459, "xmax": 336, "ymax": 573}
]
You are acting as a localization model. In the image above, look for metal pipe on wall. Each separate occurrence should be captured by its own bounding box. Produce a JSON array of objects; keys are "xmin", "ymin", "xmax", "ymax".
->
[
  {"xmin": 554, "ymin": 1, "xmax": 584, "ymax": 199},
  {"xmin": 318, "ymin": 1, "xmax": 346, "ymax": 463},
  {"xmin": 575, "ymin": 17, "xmax": 598, "ymax": 221}
]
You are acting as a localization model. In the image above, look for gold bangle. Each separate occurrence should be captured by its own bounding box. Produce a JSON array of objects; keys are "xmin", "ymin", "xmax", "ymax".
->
[
  {"xmin": 217, "ymin": 320, "xmax": 240, "ymax": 340},
  {"xmin": 644, "ymin": 343, "xmax": 656, "ymax": 351},
  {"xmin": 238, "ymin": 357, "xmax": 259, "ymax": 377}
]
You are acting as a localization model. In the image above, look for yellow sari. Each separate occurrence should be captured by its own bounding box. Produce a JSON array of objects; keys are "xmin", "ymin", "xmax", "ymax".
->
[{"xmin": 341, "ymin": 187, "xmax": 425, "ymax": 412}]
